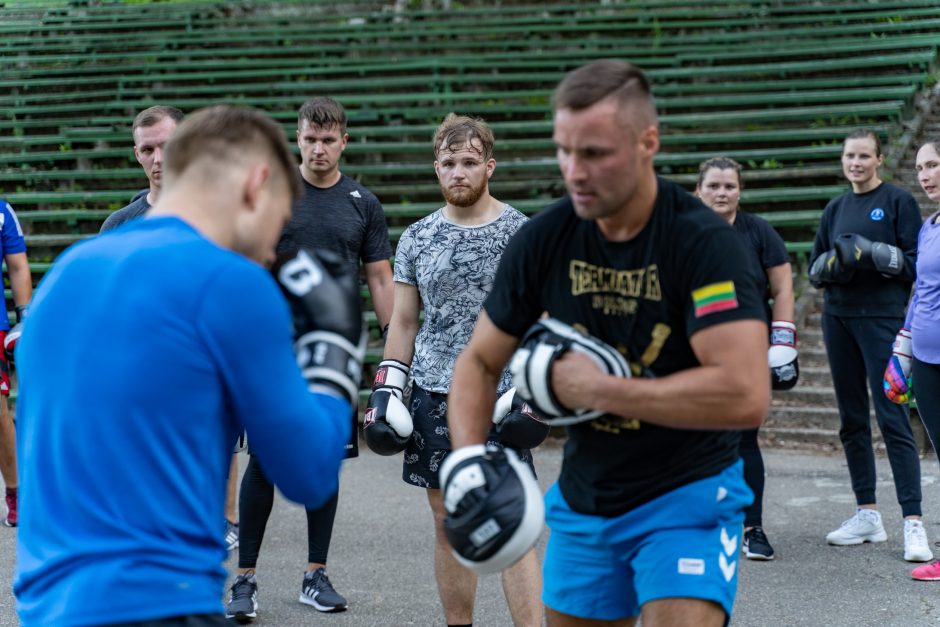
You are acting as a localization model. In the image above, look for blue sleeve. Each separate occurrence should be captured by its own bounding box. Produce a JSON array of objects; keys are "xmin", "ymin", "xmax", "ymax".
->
[
  {"xmin": 894, "ymin": 193, "xmax": 922, "ymax": 283},
  {"xmin": 904, "ymin": 220, "xmax": 930, "ymax": 330},
  {"xmin": 1, "ymin": 200, "xmax": 27, "ymax": 256},
  {"xmin": 196, "ymin": 262, "xmax": 351, "ymax": 507}
]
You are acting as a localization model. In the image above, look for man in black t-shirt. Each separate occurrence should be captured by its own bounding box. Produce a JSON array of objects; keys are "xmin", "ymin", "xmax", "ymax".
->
[
  {"xmin": 448, "ymin": 60, "xmax": 769, "ymax": 626},
  {"xmin": 227, "ymin": 97, "xmax": 394, "ymax": 621},
  {"xmin": 100, "ymin": 106, "xmax": 184, "ymax": 233}
]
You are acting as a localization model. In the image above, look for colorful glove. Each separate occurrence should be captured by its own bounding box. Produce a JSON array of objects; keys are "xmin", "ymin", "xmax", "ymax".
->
[{"xmin": 883, "ymin": 329, "xmax": 913, "ymax": 404}]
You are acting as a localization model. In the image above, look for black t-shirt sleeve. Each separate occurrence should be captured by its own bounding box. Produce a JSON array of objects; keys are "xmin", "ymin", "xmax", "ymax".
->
[
  {"xmin": 359, "ymin": 193, "xmax": 393, "ymax": 264},
  {"xmin": 756, "ymin": 217, "xmax": 790, "ymax": 269},
  {"xmin": 483, "ymin": 218, "xmax": 546, "ymax": 338},
  {"xmin": 683, "ymin": 224, "xmax": 767, "ymax": 338}
]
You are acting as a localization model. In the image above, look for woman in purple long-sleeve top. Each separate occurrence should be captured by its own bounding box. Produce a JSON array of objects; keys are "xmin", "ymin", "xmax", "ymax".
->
[{"xmin": 902, "ymin": 138, "xmax": 940, "ymax": 581}]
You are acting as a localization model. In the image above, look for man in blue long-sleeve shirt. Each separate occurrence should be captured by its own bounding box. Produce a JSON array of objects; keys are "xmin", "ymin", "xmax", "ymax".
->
[{"xmin": 13, "ymin": 105, "xmax": 361, "ymax": 627}]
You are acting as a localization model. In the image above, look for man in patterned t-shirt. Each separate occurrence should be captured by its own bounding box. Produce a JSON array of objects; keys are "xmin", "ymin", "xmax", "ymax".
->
[{"xmin": 379, "ymin": 114, "xmax": 542, "ymax": 626}]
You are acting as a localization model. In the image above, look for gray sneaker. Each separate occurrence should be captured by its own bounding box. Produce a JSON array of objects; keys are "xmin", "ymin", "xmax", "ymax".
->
[
  {"xmin": 299, "ymin": 568, "xmax": 347, "ymax": 613},
  {"xmin": 225, "ymin": 573, "xmax": 258, "ymax": 623}
]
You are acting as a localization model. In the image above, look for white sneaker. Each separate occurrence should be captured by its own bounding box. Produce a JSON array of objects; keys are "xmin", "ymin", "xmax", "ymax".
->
[
  {"xmin": 904, "ymin": 519, "xmax": 933, "ymax": 562},
  {"xmin": 826, "ymin": 509, "xmax": 888, "ymax": 545}
]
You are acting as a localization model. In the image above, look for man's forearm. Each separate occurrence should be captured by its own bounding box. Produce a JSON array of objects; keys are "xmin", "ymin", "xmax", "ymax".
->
[
  {"xmin": 590, "ymin": 366, "xmax": 767, "ymax": 430},
  {"xmin": 448, "ymin": 351, "xmax": 500, "ymax": 448}
]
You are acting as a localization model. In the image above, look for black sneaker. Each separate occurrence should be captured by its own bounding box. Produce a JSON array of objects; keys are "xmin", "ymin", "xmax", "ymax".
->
[
  {"xmin": 299, "ymin": 568, "xmax": 348, "ymax": 613},
  {"xmin": 743, "ymin": 527, "xmax": 775, "ymax": 561},
  {"xmin": 225, "ymin": 573, "xmax": 258, "ymax": 623}
]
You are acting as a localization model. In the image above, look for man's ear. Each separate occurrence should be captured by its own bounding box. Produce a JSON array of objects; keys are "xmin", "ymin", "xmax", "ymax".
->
[
  {"xmin": 485, "ymin": 158, "xmax": 496, "ymax": 180},
  {"xmin": 243, "ymin": 163, "xmax": 271, "ymax": 211},
  {"xmin": 639, "ymin": 125, "xmax": 660, "ymax": 159}
]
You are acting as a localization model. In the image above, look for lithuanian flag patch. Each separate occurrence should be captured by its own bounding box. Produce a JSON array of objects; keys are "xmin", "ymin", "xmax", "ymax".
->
[{"xmin": 692, "ymin": 281, "xmax": 738, "ymax": 318}]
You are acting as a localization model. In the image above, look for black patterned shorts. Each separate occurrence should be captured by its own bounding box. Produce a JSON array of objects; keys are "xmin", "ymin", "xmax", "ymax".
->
[{"xmin": 402, "ymin": 385, "xmax": 535, "ymax": 489}]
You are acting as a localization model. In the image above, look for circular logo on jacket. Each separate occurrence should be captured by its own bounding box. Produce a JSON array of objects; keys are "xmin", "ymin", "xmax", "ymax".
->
[{"xmin": 870, "ymin": 208, "xmax": 885, "ymax": 221}]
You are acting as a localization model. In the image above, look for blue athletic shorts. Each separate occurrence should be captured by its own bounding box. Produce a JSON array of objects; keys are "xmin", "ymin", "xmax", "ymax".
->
[{"xmin": 543, "ymin": 459, "xmax": 752, "ymax": 621}]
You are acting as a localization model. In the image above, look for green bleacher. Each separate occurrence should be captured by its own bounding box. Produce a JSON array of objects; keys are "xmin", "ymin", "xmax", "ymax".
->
[{"xmin": 1, "ymin": 0, "xmax": 938, "ymax": 376}]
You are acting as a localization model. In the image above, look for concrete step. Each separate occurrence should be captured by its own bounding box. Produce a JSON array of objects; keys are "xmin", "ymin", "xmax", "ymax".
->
[
  {"xmin": 800, "ymin": 345, "xmax": 830, "ymax": 368},
  {"xmin": 772, "ymin": 385, "xmax": 836, "ymax": 406},
  {"xmin": 797, "ymin": 367, "xmax": 834, "ymax": 389},
  {"xmin": 759, "ymin": 426, "xmax": 844, "ymax": 450},
  {"xmin": 764, "ymin": 406, "xmax": 931, "ymax": 452},
  {"xmin": 800, "ymin": 328, "xmax": 823, "ymax": 344},
  {"xmin": 766, "ymin": 404, "xmax": 844, "ymax": 430}
]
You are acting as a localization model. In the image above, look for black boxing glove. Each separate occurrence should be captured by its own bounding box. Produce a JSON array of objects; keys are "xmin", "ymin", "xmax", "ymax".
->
[
  {"xmin": 834, "ymin": 233, "xmax": 903, "ymax": 277},
  {"xmin": 808, "ymin": 249, "xmax": 855, "ymax": 288},
  {"xmin": 491, "ymin": 387, "xmax": 550, "ymax": 450},
  {"xmin": 272, "ymin": 248, "xmax": 366, "ymax": 406}
]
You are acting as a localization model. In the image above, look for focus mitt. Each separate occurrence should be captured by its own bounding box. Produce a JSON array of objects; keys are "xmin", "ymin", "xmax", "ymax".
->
[
  {"xmin": 440, "ymin": 444, "xmax": 544, "ymax": 575},
  {"xmin": 509, "ymin": 318, "xmax": 629, "ymax": 426}
]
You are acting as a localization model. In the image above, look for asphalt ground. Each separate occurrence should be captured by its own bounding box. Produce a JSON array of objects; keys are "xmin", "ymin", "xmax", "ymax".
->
[{"xmin": 3, "ymin": 439, "xmax": 940, "ymax": 626}]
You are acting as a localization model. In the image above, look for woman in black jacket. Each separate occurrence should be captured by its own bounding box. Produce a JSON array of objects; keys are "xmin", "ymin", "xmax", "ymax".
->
[{"xmin": 809, "ymin": 129, "xmax": 928, "ymax": 562}]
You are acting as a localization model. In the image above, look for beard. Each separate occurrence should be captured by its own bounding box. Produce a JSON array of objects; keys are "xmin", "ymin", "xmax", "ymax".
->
[{"xmin": 440, "ymin": 179, "xmax": 486, "ymax": 208}]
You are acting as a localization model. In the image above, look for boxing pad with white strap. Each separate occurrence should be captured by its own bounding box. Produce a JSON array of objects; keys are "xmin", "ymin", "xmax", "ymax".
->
[{"xmin": 439, "ymin": 444, "xmax": 544, "ymax": 574}]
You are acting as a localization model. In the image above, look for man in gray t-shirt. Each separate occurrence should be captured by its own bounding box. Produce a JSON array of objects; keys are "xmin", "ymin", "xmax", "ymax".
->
[
  {"xmin": 376, "ymin": 113, "xmax": 542, "ymax": 627},
  {"xmin": 100, "ymin": 106, "xmax": 183, "ymax": 233}
]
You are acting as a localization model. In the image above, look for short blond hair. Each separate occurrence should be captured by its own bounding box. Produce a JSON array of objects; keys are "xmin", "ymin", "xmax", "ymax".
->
[{"xmin": 164, "ymin": 105, "xmax": 302, "ymax": 202}]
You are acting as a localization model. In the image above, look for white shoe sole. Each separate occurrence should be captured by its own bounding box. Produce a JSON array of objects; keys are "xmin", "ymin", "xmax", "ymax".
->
[
  {"xmin": 905, "ymin": 550, "xmax": 934, "ymax": 563},
  {"xmin": 745, "ymin": 550, "xmax": 775, "ymax": 561},
  {"xmin": 826, "ymin": 530, "xmax": 888, "ymax": 545},
  {"xmin": 225, "ymin": 605, "xmax": 257, "ymax": 624},
  {"xmin": 299, "ymin": 593, "xmax": 347, "ymax": 613}
]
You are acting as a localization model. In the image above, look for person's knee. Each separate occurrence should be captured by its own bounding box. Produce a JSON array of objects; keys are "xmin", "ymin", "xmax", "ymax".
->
[
  {"xmin": 427, "ymin": 490, "xmax": 451, "ymax": 544},
  {"xmin": 642, "ymin": 598, "xmax": 725, "ymax": 627}
]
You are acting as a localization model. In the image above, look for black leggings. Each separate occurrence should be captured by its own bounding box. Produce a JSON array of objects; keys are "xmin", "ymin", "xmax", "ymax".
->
[
  {"xmin": 739, "ymin": 428, "xmax": 764, "ymax": 528},
  {"xmin": 913, "ymin": 357, "xmax": 940, "ymax": 466},
  {"xmin": 237, "ymin": 454, "xmax": 339, "ymax": 569}
]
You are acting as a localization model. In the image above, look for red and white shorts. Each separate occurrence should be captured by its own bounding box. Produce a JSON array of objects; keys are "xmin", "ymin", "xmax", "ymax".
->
[{"xmin": 0, "ymin": 331, "xmax": 10, "ymax": 397}]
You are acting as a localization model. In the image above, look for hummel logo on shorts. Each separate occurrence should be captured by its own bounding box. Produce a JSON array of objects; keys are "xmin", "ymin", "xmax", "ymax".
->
[{"xmin": 678, "ymin": 558, "xmax": 705, "ymax": 575}]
